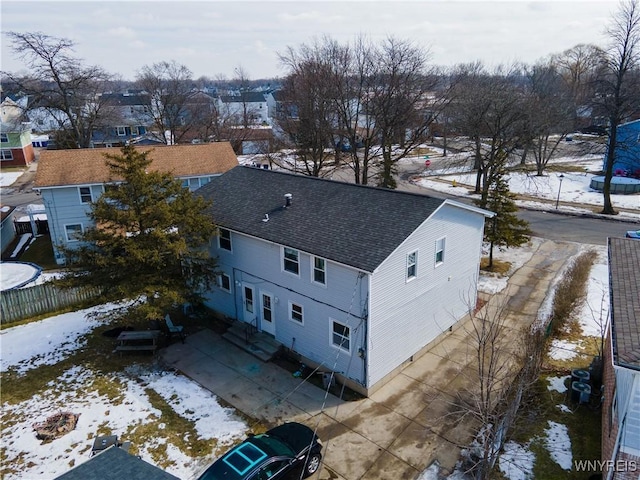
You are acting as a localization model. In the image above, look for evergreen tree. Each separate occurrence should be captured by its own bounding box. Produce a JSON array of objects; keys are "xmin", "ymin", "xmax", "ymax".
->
[
  {"xmin": 476, "ymin": 169, "xmax": 531, "ymax": 269},
  {"xmin": 58, "ymin": 145, "xmax": 218, "ymax": 320}
]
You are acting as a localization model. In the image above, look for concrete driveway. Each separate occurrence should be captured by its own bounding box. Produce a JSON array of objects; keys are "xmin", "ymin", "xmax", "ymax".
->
[{"xmin": 160, "ymin": 238, "xmax": 579, "ymax": 480}]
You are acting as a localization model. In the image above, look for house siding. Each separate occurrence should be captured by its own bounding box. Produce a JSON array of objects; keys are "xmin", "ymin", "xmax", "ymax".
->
[
  {"xmin": 367, "ymin": 203, "xmax": 485, "ymax": 386},
  {"xmin": 204, "ymin": 230, "xmax": 369, "ymax": 386}
]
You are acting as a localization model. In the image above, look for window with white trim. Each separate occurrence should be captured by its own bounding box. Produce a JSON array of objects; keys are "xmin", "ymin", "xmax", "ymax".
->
[
  {"xmin": 65, "ymin": 224, "xmax": 83, "ymax": 242},
  {"xmin": 131, "ymin": 126, "xmax": 140, "ymax": 136},
  {"xmin": 79, "ymin": 186, "xmax": 93, "ymax": 203},
  {"xmin": 435, "ymin": 237, "xmax": 446, "ymax": 265},
  {"xmin": 219, "ymin": 228, "xmax": 232, "ymax": 251},
  {"xmin": 312, "ymin": 257, "xmax": 326, "ymax": 285},
  {"xmin": 0, "ymin": 133, "xmax": 8, "ymax": 142},
  {"xmin": 407, "ymin": 251, "xmax": 418, "ymax": 279},
  {"xmin": 283, "ymin": 247, "xmax": 299, "ymax": 275},
  {"xmin": 289, "ymin": 302, "xmax": 303, "ymax": 323},
  {"xmin": 332, "ymin": 320, "xmax": 351, "ymax": 353},
  {"xmin": 0, "ymin": 150, "xmax": 13, "ymax": 161},
  {"xmin": 218, "ymin": 273, "xmax": 231, "ymax": 292},
  {"xmin": 116, "ymin": 126, "xmax": 126, "ymax": 136}
]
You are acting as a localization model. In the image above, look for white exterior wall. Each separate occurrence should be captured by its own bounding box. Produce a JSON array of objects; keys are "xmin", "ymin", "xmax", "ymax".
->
[
  {"xmin": 367, "ymin": 204, "xmax": 486, "ymax": 387},
  {"xmin": 615, "ymin": 368, "xmax": 640, "ymax": 455},
  {"xmin": 204, "ymin": 230, "xmax": 369, "ymax": 387}
]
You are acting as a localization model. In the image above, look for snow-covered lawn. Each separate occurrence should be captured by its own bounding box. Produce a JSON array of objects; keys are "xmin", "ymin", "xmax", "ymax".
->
[{"xmin": 0, "ymin": 304, "xmax": 248, "ymax": 480}]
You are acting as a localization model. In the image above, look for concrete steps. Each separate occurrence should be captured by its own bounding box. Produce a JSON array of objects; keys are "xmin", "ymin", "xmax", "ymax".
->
[{"xmin": 222, "ymin": 321, "xmax": 282, "ymax": 362}]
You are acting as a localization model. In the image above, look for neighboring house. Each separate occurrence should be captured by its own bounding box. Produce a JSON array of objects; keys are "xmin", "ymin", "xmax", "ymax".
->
[
  {"xmin": 228, "ymin": 127, "xmax": 274, "ymax": 155},
  {"xmin": 218, "ymin": 92, "xmax": 269, "ymax": 125},
  {"xmin": 602, "ymin": 237, "xmax": 640, "ymax": 480},
  {"xmin": 91, "ymin": 92, "xmax": 151, "ymax": 148},
  {"xmin": 0, "ymin": 119, "xmax": 35, "ymax": 167},
  {"xmin": 54, "ymin": 445, "xmax": 179, "ymax": 480},
  {"xmin": 0, "ymin": 205, "xmax": 17, "ymax": 256},
  {"xmin": 606, "ymin": 119, "xmax": 640, "ymax": 177},
  {"xmin": 197, "ymin": 166, "xmax": 493, "ymax": 396},
  {"xmin": 34, "ymin": 143, "xmax": 239, "ymax": 264}
]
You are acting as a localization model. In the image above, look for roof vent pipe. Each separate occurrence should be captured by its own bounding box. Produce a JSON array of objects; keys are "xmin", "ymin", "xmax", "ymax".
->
[{"xmin": 284, "ymin": 193, "xmax": 292, "ymax": 207}]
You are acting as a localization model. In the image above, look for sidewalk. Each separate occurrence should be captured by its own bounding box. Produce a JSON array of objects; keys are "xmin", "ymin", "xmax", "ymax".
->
[{"xmin": 160, "ymin": 238, "xmax": 580, "ymax": 480}]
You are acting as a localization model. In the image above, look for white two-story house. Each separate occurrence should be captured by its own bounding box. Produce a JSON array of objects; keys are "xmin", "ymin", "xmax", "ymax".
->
[
  {"xmin": 197, "ymin": 166, "xmax": 493, "ymax": 396},
  {"xmin": 34, "ymin": 143, "xmax": 239, "ymax": 264}
]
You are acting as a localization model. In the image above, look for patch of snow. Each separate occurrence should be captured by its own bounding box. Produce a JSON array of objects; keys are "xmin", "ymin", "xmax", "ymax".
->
[
  {"xmin": 557, "ymin": 404, "xmax": 573, "ymax": 414},
  {"xmin": 544, "ymin": 421, "xmax": 572, "ymax": 470},
  {"xmin": 548, "ymin": 339, "xmax": 580, "ymax": 361},
  {"xmin": 0, "ymin": 171, "xmax": 24, "ymax": 187},
  {"xmin": 9, "ymin": 233, "xmax": 32, "ymax": 258},
  {"xmin": 547, "ymin": 376, "xmax": 570, "ymax": 394},
  {"xmin": 499, "ymin": 441, "xmax": 535, "ymax": 480}
]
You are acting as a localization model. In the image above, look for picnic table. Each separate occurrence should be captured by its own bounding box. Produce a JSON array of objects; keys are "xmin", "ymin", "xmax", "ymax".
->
[{"xmin": 115, "ymin": 330, "xmax": 161, "ymax": 355}]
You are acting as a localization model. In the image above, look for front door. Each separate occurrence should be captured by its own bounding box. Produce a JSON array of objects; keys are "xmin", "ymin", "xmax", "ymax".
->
[
  {"xmin": 242, "ymin": 284, "xmax": 255, "ymax": 324},
  {"xmin": 260, "ymin": 292, "xmax": 276, "ymax": 336}
]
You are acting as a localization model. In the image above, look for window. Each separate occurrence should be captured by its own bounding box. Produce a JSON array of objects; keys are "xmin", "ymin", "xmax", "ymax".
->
[
  {"xmin": 116, "ymin": 126, "xmax": 126, "ymax": 136},
  {"xmin": 332, "ymin": 321, "xmax": 350, "ymax": 352},
  {"xmin": 219, "ymin": 228, "xmax": 232, "ymax": 251},
  {"xmin": 79, "ymin": 186, "xmax": 93, "ymax": 203},
  {"xmin": 218, "ymin": 273, "xmax": 231, "ymax": 292},
  {"xmin": 131, "ymin": 126, "xmax": 140, "ymax": 136},
  {"xmin": 407, "ymin": 251, "xmax": 418, "ymax": 279},
  {"xmin": 262, "ymin": 294, "xmax": 272, "ymax": 323},
  {"xmin": 283, "ymin": 248, "xmax": 299, "ymax": 275},
  {"xmin": 181, "ymin": 179, "xmax": 190, "ymax": 189},
  {"xmin": 65, "ymin": 224, "xmax": 83, "ymax": 242},
  {"xmin": 0, "ymin": 133, "xmax": 8, "ymax": 142},
  {"xmin": 290, "ymin": 302, "xmax": 303, "ymax": 323},
  {"xmin": 435, "ymin": 237, "xmax": 446, "ymax": 265},
  {"xmin": 312, "ymin": 257, "xmax": 326, "ymax": 285},
  {"xmin": 0, "ymin": 150, "xmax": 13, "ymax": 161}
]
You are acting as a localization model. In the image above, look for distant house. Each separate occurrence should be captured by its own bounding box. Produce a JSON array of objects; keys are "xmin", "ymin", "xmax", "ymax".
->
[
  {"xmin": 0, "ymin": 205, "xmax": 17, "ymax": 255},
  {"xmin": 219, "ymin": 92, "xmax": 269, "ymax": 125},
  {"xmin": 91, "ymin": 92, "xmax": 151, "ymax": 148},
  {"xmin": 601, "ymin": 237, "xmax": 640, "ymax": 479},
  {"xmin": 197, "ymin": 166, "xmax": 493, "ymax": 396},
  {"xmin": 606, "ymin": 119, "xmax": 640, "ymax": 177},
  {"xmin": 34, "ymin": 143, "xmax": 239, "ymax": 264},
  {"xmin": 0, "ymin": 119, "xmax": 35, "ymax": 167}
]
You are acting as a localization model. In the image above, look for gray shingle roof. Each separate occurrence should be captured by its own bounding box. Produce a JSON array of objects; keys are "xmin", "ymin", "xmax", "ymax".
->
[
  {"xmin": 54, "ymin": 446, "xmax": 180, "ymax": 480},
  {"xmin": 609, "ymin": 237, "xmax": 640, "ymax": 368},
  {"xmin": 197, "ymin": 166, "xmax": 448, "ymax": 272}
]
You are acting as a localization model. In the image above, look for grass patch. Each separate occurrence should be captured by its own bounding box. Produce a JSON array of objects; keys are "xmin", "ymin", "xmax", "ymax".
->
[
  {"xmin": 15, "ymin": 234, "xmax": 58, "ymax": 270},
  {"xmin": 480, "ymin": 257, "xmax": 511, "ymax": 275},
  {"xmin": 507, "ymin": 375, "xmax": 601, "ymax": 479}
]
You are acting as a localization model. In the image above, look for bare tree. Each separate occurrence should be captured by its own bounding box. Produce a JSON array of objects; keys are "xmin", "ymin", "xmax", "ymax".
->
[
  {"xmin": 136, "ymin": 60, "xmax": 197, "ymax": 144},
  {"xmin": 455, "ymin": 292, "xmax": 545, "ymax": 479},
  {"xmin": 276, "ymin": 40, "xmax": 340, "ymax": 177},
  {"xmin": 2, "ymin": 31, "xmax": 116, "ymax": 148},
  {"xmin": 524, "ymin": 62, "xmax": 575, "ymax": 175},
  {"xmin": 594, "ymin": 0, "xmax": 640, "ymax": 214}
]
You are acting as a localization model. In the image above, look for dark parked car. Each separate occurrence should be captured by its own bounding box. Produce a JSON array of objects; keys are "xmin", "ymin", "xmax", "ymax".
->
[{"xmin": 196, "ymin": 422, "xmax": 322, "ymax": 480}]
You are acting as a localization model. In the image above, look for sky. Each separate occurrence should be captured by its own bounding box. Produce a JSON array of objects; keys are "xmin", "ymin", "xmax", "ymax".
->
[{"xmin": 0, "ymin": 0, "xmax": 620, "ymax": 81}]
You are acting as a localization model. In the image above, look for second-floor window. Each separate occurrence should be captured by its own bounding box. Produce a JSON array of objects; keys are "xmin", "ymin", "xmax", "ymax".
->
[
  {"xmin": 407, "ymin": 251, "xmax": 418, "ymax": 280},
  {"xmin": 435, "ymin": 237, "xmax": 446, "ymax": 265},
  {"xmin": 219, "ymin": 228, "xmax": 232, "ymax": 251},
  {"xmin": 79, "ymin": 187, "xmax": 93, "ymax": 203},
  {"xmin": 0, "ymin": 133, "xmax": 8, "ymax": 142},
  {"xmin": 312, "ymin": 257, "xmax": 326, "ymax": 285},
  {"xmin": 283, "ymin": 247, "xmax": 299, "ymax": 275}
]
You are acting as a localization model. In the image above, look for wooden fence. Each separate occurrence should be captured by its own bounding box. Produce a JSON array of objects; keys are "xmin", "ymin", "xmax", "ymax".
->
[{"xmin": 1, "ymin": 283, "xmax": 100, "ymax": 325}]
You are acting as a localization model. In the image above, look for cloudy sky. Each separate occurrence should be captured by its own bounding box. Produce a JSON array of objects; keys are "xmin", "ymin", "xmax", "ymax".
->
[{"xmin": 1, "ymin": 1, "xmax": 620, "ymax": 81}]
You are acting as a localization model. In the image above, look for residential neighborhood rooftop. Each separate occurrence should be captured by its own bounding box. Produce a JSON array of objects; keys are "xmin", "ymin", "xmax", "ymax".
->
[
  {"xmin": 34, "ymin": 143, "xmax": 239, "ymax": 188},
  {"xmin": 608, "ymin": 237, "xmax": 640, "ymax": 369},
  {"xmin": 198, "ymin": 166, "xmax": 490, "ymax": 272}
]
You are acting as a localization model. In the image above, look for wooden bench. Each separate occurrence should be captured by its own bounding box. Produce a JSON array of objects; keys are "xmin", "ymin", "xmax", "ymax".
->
[
  {"xmin": 115, "ymin": 330, "xmax": 161, "ymax": 356},
  {"xmin": 115, "ymin": 344, "xmax": 157, "ymax": 353}
]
